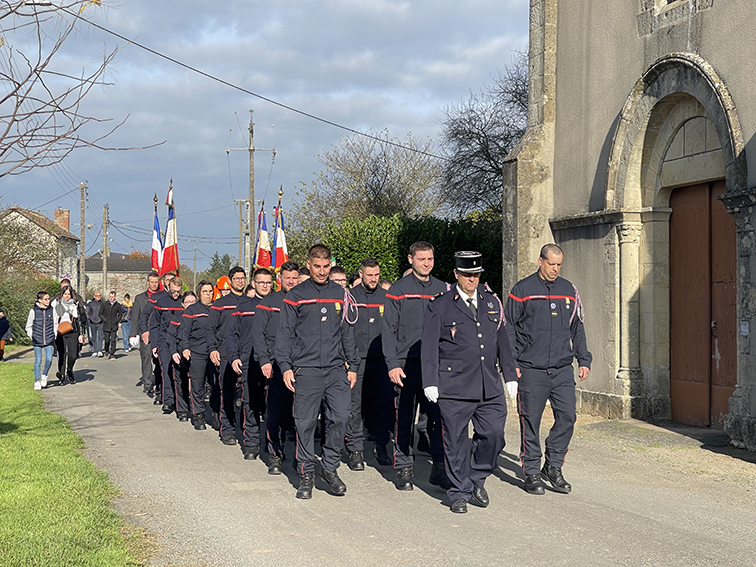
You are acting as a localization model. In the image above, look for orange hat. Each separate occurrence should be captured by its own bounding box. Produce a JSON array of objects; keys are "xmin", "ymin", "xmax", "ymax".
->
[
  {"xmin": 216, "ymin": 275, "xmax": 232, "ymax": 290},
  {"xmin": 212, "ymin": 285, "xmax": 221, "ymax": 301}
]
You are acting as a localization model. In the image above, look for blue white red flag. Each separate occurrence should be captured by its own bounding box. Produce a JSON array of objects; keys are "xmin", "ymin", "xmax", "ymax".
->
[
  {"xmin": 160, "ymin": 187, "xmax": 179, "ymax": 276},
  {"xmin": 254, "ymin": 210, "xmax": 271, "ymax": 268},
  {"xmin": 151, "ymin": 209, "xmax": 163, "ymax": 273}
]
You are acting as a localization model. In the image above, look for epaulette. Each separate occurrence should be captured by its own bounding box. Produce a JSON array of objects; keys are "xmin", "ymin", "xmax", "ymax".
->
[{"xmin": 430, "ymin": 292, "xmax": 444, "ymax": 302}]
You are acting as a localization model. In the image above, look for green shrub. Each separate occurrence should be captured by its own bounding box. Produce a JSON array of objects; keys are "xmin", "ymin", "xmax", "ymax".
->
[{"xmin": 0, "ymin": 276, "xmax": 61, "ymax": 345}]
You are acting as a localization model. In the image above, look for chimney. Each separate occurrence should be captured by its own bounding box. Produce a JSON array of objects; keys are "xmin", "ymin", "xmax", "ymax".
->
[{"xmin": 54, "ymin": 209, "xmax": 70, "ymax": 231}]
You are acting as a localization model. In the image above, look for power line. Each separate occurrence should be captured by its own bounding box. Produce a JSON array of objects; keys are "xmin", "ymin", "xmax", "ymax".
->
[{"xmin": 65, "ymin": 8, "xmax": 449, "ymax": 162}]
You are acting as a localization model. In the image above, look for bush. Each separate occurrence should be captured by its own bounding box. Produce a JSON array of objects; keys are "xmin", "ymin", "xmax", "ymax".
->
[{"xmin": 0, "ymin": 276, "xmax": 61, "ymax": 345}]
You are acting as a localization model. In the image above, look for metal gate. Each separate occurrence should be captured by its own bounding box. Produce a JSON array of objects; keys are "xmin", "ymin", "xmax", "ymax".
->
[{"xmin": 669, "ymin": 179, "xmax": 736, "ymax": 427}]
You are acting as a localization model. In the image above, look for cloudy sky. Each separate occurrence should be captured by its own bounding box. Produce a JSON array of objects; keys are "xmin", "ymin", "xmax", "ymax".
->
[{"xmin": 3, "ymin": 0, "xmax": 528, "ymax": 270}]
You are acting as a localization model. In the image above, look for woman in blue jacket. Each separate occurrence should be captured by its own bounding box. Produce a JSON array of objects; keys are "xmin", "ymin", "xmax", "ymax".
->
[{"xmin": 25, "ymin": 291, "xmax": 58, "ymax": 390}]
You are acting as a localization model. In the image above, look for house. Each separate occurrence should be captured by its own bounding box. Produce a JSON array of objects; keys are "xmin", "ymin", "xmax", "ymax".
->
[
  {"xmin": 85, "ymin": 252, "xmax": 152, "ymax": 301},
  {"xmin": 504, "ymin": 1, "xmax": 756, "ymax": 449},
  {"xmin": 0, "ymin": 207, "xmax": 80, "ymax": 287}
]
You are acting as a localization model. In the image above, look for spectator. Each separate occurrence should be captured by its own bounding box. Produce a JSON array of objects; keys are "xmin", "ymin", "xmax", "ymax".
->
[
  {"xmin": 25, "ymin": 291, "xmax": 57, "ymax": 390},
  {"xmin": 121, "ymin": 294, "xmax": 133, "ymax": 353},
  {"xmin": 52, "ymin": 285, "xmax": 87, "ymax": 385},
  {"xmin": 378, "ymin": 278, "xmax": 392, "ymax": 290},
  {"xmin": 100, "ymin": 290, "xmax": 122, "ymax": 360},
  {"xmin": 87, "ymin": 291, "xmax": 104, "ymax": 357},
  {"xmin": 0, "ymin": 310, "xmax": 12, "ymax": 361}
]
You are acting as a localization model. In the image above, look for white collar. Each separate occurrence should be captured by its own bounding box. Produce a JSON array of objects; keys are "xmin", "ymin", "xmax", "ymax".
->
[{"xmin": 456, "ymin": 285, "xmax": 477, "ymax": 308}]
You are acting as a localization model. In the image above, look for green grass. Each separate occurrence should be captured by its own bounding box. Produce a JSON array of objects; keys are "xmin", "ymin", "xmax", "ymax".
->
[{"xmin": 0, "ymin": 363, "xmax": 145, "ymax": 567}]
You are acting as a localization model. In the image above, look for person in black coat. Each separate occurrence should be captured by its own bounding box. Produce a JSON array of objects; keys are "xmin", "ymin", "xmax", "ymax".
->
[
  {"xmin": 421, "ymin": 251, "xmax": 518, "ymax": 513},
  {"xmin": 100, "ymin": 291, "xmax": 122, "ymax": 359}
]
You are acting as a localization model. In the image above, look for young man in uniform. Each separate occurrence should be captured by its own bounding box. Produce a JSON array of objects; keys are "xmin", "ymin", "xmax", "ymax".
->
[
  {"xmin": 149, "ymin": 277, "xmax": 185, "ymax": 415},
  {"xmin": 276, "ymin": 245, "xmax": 359, "ymax": 499},
  {"xmin": 421, "ymin": 251, "xmax": 518, "ymax": 513},
  {"xmin": 504, "ymin": 244, "xmax": 592, "ymax": 495},
  {"xmin": 252, "ymin": 261, "xmax": 299, "ymax": 475},
  {"xmin": 139, "ymin": 271, "xmax": 175, "ymax": 402},
  {"xmin": 347, "ymin": 257, "xmax": 393, "ymax": 469},
  {"xmin": 382, "ymin": 241, "xmax": 450, "ymax": 491}
]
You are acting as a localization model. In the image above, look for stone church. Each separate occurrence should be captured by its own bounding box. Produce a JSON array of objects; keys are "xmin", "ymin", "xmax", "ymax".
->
[{"xmin": 504, "ymin": 0, "xmax": 756, "ymax": 450}]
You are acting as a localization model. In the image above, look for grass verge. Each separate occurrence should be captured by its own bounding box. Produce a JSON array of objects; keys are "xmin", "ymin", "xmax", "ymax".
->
[{"xmin": 0, "ymin": 362, "xmax": 147, "ymax": 567}]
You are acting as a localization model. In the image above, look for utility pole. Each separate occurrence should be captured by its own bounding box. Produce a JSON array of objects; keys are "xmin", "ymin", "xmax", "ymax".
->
[
  {"xmin": 234, "ymin": 199, "xmax": 245, "ymax": 266},
  {"xmin": 226, "ymin": 109, "xmax": 276, "ymax": 274},
  {"xmin": 193, "ymin": 245, "xmax": 197, "ymax": 291},
  {"xmin": 102, "ymin": 204, "xmax": 109, "ymax": 292},
  {"xmin": 79, "ymin": 181, "xmax": 87, "ymax": 298}
]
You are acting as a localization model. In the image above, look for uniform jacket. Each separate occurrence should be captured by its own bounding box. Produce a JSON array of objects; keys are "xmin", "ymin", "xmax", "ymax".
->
[
  {"xmin": 208, "ymin": 292, "xmax": 243, "ymax": 360},
  {"xmin": 226, "ymin": 296, "xmax": 260, "ymax": 365},
  {"xmin": 252, "ymin": 290, "xmax": 285, "ymax": 367},
  {"xmin": 100, "ymin": 300, "xmax": 123, "ymax": 333},
  {"xmin": 382, "ymin": 272, "xmax": 448, "ymax": 369},
  {"xmin": 178, "ymin": 302, "xmax": 213, "ymax": 355},
  {"xmin": 138, "ymin": 289, "xmax": 166, "ymax": 337},
  {"xmin": 350, "ymin": 284, "xmax": 388, "ymax": 359},
  {"xmin": 504, "ymin": 272, "xmax": 592, "ymax": 371},
  {"xmin": 86, "ymin": 299, "xmax": 103, "ymax": 325},
  {"xmin": 25, "ymin": 302, "xmax": 57, "ymax": 347},
  {"xmin": 131, "ymin": 289, "xmax": 153, "ymax": 337},
  {"xmin": 166, "ymin": 312, "xmax": 182, "ymax": 356},
  {"xmin": 275, "ymin": 278, "xmax": 359, "ymax": 374},
  {"xmin": 421, "ymin": 285, "xmax": 516, "ymax": 401},
  {"xmin": 149, "ymin": 293, "xmax": 183, "ymax": 354}
]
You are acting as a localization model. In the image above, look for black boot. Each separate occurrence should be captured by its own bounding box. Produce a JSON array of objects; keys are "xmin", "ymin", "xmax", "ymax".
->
[
  {"xmin": 242, "ymin": 445, "xmax": 260, "ymax": 460},
  {"xmin": 373, "ymin": 443, "xmax": 391, "ymax": 466},
  {"xmin": 347, "ymin": 450, "xmax": 365, "ymax": 471},
  {"xmin": 162, "ymin": 403, "xmax": 174, "ymax": 415},
  {"xmin": 541, "ymin": 464, "xmax": 572, "ymax": 493},
  {"xmin": 191, "ymin": 414, "xmax": 206, "ymax": 430},
  {"xmin": 320, "ymin": 468, "xmax": 347, "ymax": 496},
  {"xmin": 524, "ymin": 474, "xmax": 547, "ymax": 495},
  {"xmin": 429, "ymin": 461, "xmax": 451, "ymax": 490},
  {"xmin": 296, "ymin": 472, "xmax": 315, "ymax": 499},
  {"xmin": 66, "ymin": 370, "xmax": 75, "ymax": 384},
  {"xmin": 268, "ymin": 455, "xmax": 283, "ymax": 475},
  {"xmin": 395, "ymin": 466, "xmax": 414, "ymax": 491}
]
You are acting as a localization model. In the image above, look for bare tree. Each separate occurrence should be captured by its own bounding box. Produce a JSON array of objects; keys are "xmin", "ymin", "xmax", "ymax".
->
[
  {"xmin": 0, "ymin": 1, "xmax": 157, "ymax": 178},
  {"xmin": 439, "ymin": 52, "xmax": 528, "ymax": 215}
]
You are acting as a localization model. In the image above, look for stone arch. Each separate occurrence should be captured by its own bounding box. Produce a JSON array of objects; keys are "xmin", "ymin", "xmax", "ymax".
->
[{"xmin": 606, "ymin": 52, "xmax": 746, "ymax": 210}]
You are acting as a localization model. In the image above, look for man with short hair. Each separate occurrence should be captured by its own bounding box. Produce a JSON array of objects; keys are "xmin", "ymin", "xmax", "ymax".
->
[
  {"xmin": 86, "ymin": 291, "xmax": 104, "ymax": 357},
  {"xmin": 131, "ymin": 271, "xmax": 161, "ymax": 396},
  {"xmin": 504, "ymin": 244, "xmax": 592, "ymax": 495},
  {"xmin": 297, "ymin": 267, "xmax": 310, "ymax": 284},
  {"xmin": 252, "ymin": 261, "xmax": 299, "ymax": 475},
  {"xmin": 382, "ymin": 241, "xmax": 450, "ymax": 491},
  {"xmin": 329, "ymin": 266, "xmax": 348, "ymax": 288},
  {"xmin": 209, "ymin": 266, "xmax": 247, "ymax": 445},
  {"xmin": 100, "ymin": 290, "xmax": 122, "ymax": 359},
  {"xmin": 139, "ymin": 271, "xmax": 175, "ymax": 402},
  {"xmin": 347, "ymin": 257, "xmax": 393, "ymax": 469},
  {"xmin": 252, "ymin": 268, "xmax": 274, "ymax": 298},
  {"xmin": 150, "ymin": 278, "xmax": 186, "ymax": 416},
  {"xmin": 276, "ymin": 246, "xmax": 359, "ymax": 499},
  {"xmin": 422, "ymin": 251, "xmax": 518, "ymax": 513}
]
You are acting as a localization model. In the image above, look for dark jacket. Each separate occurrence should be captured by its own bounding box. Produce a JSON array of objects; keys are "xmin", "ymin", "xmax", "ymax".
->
[
  {"xmin": 421, "ymin": 285, "xmax": 516, "ymax": 401},
  {"xmin": 86, "ymin": 299, "xmax": 103, "ymax": 325},
  {"xmin": 350, "ymin": 284, "xmax": 388, "ymax": 359},
  {"xmin": 178, "ymin": 302, "xmax": 213, "ymax": 355},
  {"xmin": 208, "ymin": 292, "xmax": 243, "ymax": 361},
  {"xmin": 382, "ymin": 272, "xmax": 448, "ymax": 369},
  {"xmin": 252, "ymin": 290, "xmax": 285, "ymax": 367},
  {"xmin": 0, "ymin": 316, "xmax": 11, "ymax": 341},
  {"xmin": 131, "ymin": 289, "xmax": 158, "ymax": 337},
  {"xmin": 149, "ymin": 293, "xmax": 183, "ymax": 354},
  {"xmin": 138, "ymin": 289, "xmax": 167, "ymax": 338},
  {"xmin": 226, "ymin": 296, "xmax": 260, "ymax": 366},
  {"xmin": 504, "ymin": 272, "xmax": 592, "ymax": 371},
  {"xmin": 100, "ymin": 300, "xmax": 123, "ymax": 333},
  {"xmin": 26, "ymin": 303, "xmax": 56, "ymax": 347},
  {"xmin": 275, "ymin": 278, "xmax": 359, "ymax": 374}
]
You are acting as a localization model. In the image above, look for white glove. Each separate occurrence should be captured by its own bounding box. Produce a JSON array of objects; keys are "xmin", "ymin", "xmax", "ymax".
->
[
  {"xmin": 129, "ymin": 336, "xmax": 139, "ymax": 348},
  {"xmin": 506, "ymin": 381, "xmax": 518, "ymax": 399},
  {"xmin": 424, "ymin": 386, "xmax": 439, "ymax": 403}
]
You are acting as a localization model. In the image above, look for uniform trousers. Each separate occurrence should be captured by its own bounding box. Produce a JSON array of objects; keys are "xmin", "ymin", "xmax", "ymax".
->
[
  {"xmin": 266, "ymin": 363, "xmax": 293, "ymax": 458},
  {"xmin": 438, "ymin": 395, "xmax": 507, "ymax": 502},
  {"xmin": 239, "ymin": 363, "xmax": 262, "ymax": 448},
  {"xmin": 293, "ymin": 366, "xmax": 351, "ymax": 474},
  {"xmin": 156, "ymin": 348, "xmax": 177, "ymax": 408},
  {"xmin": 517, "ymin": 365, "xmax": 576, "ymax": 475},
  {"xmin": 393, "ymin": 357, "xmax": 444, "ymax": 468},
  {"xmin": 218, "ymin": 361, "xmax": 239, "ymax": 440},
  {"xmin": 187, "ymin": 352, "xmax": 211, "ymax": 417},
  {"xmin": 137, "ymin": 338, "xmax": 154, "ymax": 390},
  {"xmin": 347, "ymin": 356, "xmax": 392, "ymax": 451},
  {"xmin": 173, "ymin": 358, "xmax": 191, "ymax": 415}
]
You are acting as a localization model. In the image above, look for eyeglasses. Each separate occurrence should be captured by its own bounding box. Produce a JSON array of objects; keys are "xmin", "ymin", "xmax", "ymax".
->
[
  {"xmin": 332, "ymin": 278, "xmax": 347, "ymax": 284},
  {"xmin": 254, "ymin": 281, "xmax": 272, "ymax": 286},
  {"xmin": 231, "ymin": 276, "xmax": 246, "ymax": 282}
]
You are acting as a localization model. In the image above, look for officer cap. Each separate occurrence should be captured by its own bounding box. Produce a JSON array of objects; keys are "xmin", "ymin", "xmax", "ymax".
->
[{"xmin": 454, "ymin": 251, "xmax": 484, "ymax": 273}]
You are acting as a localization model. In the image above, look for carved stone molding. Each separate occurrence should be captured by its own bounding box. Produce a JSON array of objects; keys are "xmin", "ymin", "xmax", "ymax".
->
[{"xmin": 617, "ymin": 222, "xmax": 642, "ymax": 244}]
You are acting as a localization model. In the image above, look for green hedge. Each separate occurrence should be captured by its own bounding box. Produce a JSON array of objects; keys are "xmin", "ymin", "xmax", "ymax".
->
[{"xmin": 0, "ymin": 277, "xmax": 61, "ymax": 346}]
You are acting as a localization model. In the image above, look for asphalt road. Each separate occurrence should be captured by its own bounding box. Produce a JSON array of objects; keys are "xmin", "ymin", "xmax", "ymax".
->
[{"xmin": 18, "ymin": 349, "xmax": 756, "ymax": 566}]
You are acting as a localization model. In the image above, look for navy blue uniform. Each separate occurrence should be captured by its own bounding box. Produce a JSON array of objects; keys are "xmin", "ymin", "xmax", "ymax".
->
[
  {"xmin": 504, "ymin": 272, "xmax": 592, "ymax": 475},
  {"xmin": 167, "ymin": 310, "xmax": 191, "ymax": 416},
  {"xmin": 276, "ymin": 278, "xmax": 359, "ymax": 475},
  {"xmin": 422, "ymin": 285, "xmax": 517, "ymax": 503},
  {"xmin": 209, "ymin": 292, "xmax": 243, "ymax": 440},
  {"xmin": 226, "ymin": 296, "xmax": 263, "ymax": 451},
  {"xmin": 349, "ymin": 284, "xmax": 393, "ymax": 452},
  {"xmin": 382, "ymin": 273, "xmax": 448, "ymax": 469},
  {"xmin": 149, "ymin": 293, "xmax": 183, "ymax": 410},
  {"xmin": 178, "ymin": 302, "xmax": 215, "ymax": 420},
  {"xmin": 252, "ymin": 290, "xmax": 293, "ymax": 459},
  {"xmin": 140, "ymin": 289, "xmax": 166, "ymax": 395}
]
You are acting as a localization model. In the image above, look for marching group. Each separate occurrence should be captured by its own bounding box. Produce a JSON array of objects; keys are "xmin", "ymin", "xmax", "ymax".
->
[{"xmin": 26, "ymin": 240, "xmax": 591, "ymax": 514}]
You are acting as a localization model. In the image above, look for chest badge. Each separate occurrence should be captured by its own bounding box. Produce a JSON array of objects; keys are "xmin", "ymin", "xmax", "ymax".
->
[
  {"xmin": 566, "ymin": 298, "xmax": 571, "ymax": 309},
  {"xmin": 487, "ymin": 302, "xmax": 494, "ymax": 309},
  {"xmin": 321, "ymin": 316, "xmax": 328, "ymax": 322},
  {"xmin": 321, "ymin": 307, "xmax": 327, "ymax": 314},
  {"xmin": 369, "ymin": 317, "xmax": 375, "ymax": 323},
  {"xmin": 550, "ymin": 302, "xmax": 556, "ymax": 309},
  {"xmin": 379, "ymin": 305, "xmax": 384, "ymax": 317},
  {"xmin": 335, "ymin": 303, "xmax": 341, "ymax": 315},
  {"xmin": 450, "ymin": 327, "xmax": 457, "ymax": 340}
]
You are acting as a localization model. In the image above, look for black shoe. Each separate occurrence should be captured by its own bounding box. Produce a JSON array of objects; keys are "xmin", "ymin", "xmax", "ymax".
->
[
  {"xmin": 416, "ymin": 431, "xmax": 431, "ymax": 455},
  {"xmin": 243, "ymin": 445, "xmax": 260, "ymax": 460},
  {"xmin": 135, "ymin": 379, "xmax": 144, "ymax": 387},
  {"xmin": 162, "ymin": 403, "xmax": 174, "ymax": 415},
  {"xmin": 373, "ymin": 443, "xmax": 391, "ymax": 466},
  {"xmin": 346, "ymin": 450, "xmax": 364, "ymax": 471},
  {"xmin": 429, "ymin": 462, "xmax": 452, "ymax": 490},
  {"xmin": 108, "ymin": 354, "xmax": 115, "ymax": 360},
  {"xmin": 67, "ymin": 370, "xmax": 75, "ymax": 384},
  {"xmin": 221, "ymin": 435, "xmax": 237, "ymax": 446},
  {"xmin": 56, "ymin": 371, "xmax": 63, "ymax": 380},
  {"xmin": 177, "ymin": 412, "xmax": 189, "ymax": 422},
  {"xmin": 320, "ymin": 468, "xmax": 347, "ymax": 496},
  {"xmin": 471, "ymin": 486, "xmax": 490, "ymax": 508},
  {"xmin": 524, "ymin": 474, "xmax": 547, "ymax": 495},
  {"xmin": 58, "ymin": 371, "xmax": 67, "ymax": 386},
  {"xmin": 541, "ymin": 464, "xmax": 572, "ymax": 494},
  {"xmin": 296, "ymin": 472, "xmax": 315, "ymax": 499},
  {"xmin": 144, "ymin": 388, "xmax": 154, "ymax": 398},
  {"xmin": 395, "ymin": 466, "xmax": 414, "ymax": 491},
  {"xmin": 153, "ymin": 397, "xmax": 161, "ymax": 405},
  {"xmin": 211, "ymin": 412, "xmax": 221, "ymax": 430},
  {"xmin": 191, "ymin": 415, "xmax": 206, "ymax": 430},
  {"xmin": 268, "ymin": 455, "xmax": 283, "ymax": 475},
  {"xmin": 450, "ymin": 499, "xmax": 468, "ymax": 514}
]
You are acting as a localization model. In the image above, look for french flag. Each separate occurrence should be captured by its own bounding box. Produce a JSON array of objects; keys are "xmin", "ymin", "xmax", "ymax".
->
[
  {"xmin": 160, "ymin": 187, "xmax": 179, "ymax": 276},
  {"xmin": 151, "ymin": 209, "xmax": 163, "ymax": 274},
  {"xmin": 255, "ymin": 210, "xmax": 271, "ymax": 268},
  {"xmin": 272, "ymin": 207, "xmax": 289, "ymax": 268}
]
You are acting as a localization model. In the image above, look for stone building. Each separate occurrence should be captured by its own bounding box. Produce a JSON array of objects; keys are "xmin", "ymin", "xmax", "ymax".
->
[
  {"xmin": 85, "ymin": 253, "xmax": 152, "ymax": 302},
  {"xmin": 0, "ymin": 207, "xmax": 80, "ymax": 287},
  {"xmin": 504, "ymin": 0, "xmax": 756, "ymax": 449}
]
